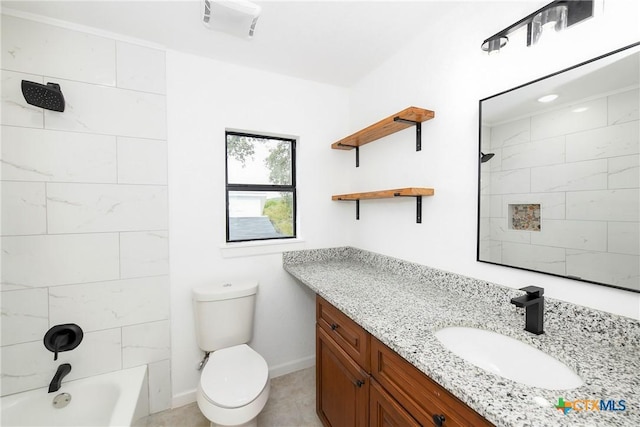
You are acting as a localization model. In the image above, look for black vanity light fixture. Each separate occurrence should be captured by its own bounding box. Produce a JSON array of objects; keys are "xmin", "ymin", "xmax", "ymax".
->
[{"xmin": 481, "ymin": 0, "xmax": 594, "ymax": 54}]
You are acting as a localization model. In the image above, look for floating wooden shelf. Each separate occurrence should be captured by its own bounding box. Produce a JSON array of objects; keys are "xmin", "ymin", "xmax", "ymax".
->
[
  {"xmin": 332, "ymin": 187, "xmax": 434, "ymax": 223},
  {"xmin": 331, "ymin": 107, "xmax": 435, "ymax": 165},
  {"xmin": 332, "ymin": 188, "xmax": 434, "ymax": 201}
]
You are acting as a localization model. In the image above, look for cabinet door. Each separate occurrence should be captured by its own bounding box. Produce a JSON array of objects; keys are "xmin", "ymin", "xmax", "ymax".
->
[
  {"xmin": 370, "ymin": 378, "xmax": 420, "ymax": 427},
  {"xmin": 317, "ymin": 325, "xmax": 369, "ymax": 427}
]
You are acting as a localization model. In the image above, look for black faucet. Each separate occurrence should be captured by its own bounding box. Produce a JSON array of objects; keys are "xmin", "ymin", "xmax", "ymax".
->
[
  {"xmin": 510, "ymin": 286, "xmax": 544, "ymax": 335},
  {"xmin": 48, "ymin": 363, "xmax": 72, "ymax": 393}
]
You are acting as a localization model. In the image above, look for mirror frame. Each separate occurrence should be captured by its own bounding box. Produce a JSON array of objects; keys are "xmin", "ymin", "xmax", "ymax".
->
[{"xmin": 477, "ymin": 42, "xmax": 640, "ymax": 293}]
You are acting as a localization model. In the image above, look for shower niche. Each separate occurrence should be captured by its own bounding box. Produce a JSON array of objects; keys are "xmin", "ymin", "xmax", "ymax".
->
[{"xmin": 508, "ymin": 204, "xmax": 540, "ymax": 231}]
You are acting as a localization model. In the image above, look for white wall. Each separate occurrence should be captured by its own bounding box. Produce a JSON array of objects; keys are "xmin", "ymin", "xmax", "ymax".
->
[
  {"xmin": 0, "ymin": 14, "xmax": 171, "ymax": 412},
  {"xmin": 166, "ymin": 51, "xmax": 352, "ymax": 405},
  {"xmin": 346, "ymin": 0, "xmax": 640, "ymax": 319}
]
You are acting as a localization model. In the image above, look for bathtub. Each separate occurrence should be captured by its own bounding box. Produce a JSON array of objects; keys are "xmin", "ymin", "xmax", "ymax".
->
[{"xmin": 1, "ymin": 365, "xmax": 149, "ymax": 427}]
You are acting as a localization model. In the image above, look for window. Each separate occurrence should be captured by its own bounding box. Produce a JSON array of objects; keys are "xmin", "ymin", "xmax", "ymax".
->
[{"xmin": 225, "ymin": 131, "xmax": 296, "ymax": 242}]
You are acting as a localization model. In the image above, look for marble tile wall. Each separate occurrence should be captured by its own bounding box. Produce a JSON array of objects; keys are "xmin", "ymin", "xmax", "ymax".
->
[
  {"xmin": 0, "ymin": 14, "xmax": 171, "ymax": 412},
  {"xmin": 480, "ymin": 87, "xmax": 639, "ymax": 289}
]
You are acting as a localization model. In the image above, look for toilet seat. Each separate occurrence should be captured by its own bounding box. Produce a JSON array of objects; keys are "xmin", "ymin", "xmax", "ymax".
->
[{"xmin": 200, "ymin": 344, "xmax": 269, "ymax": 409}]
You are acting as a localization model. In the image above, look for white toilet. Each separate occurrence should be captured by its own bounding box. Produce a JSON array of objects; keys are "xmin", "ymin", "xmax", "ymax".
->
[{"xmin": 193, "ymin": 281, "xmax": 270, "ymax": 427}]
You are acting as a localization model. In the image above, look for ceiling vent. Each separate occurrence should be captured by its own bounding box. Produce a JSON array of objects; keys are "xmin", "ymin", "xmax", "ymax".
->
[{"xmin": 202, "ymin": 0, "xmax": 262, "ymax": 38}]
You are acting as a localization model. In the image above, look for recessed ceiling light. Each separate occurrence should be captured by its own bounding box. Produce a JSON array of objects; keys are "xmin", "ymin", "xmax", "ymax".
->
[
  {"xmin": 572, "ymin": 107, "xmax": 588, "ymax": 113},
  {"xmin": 537, "ymin": 94, "xmax": 559, "ymax": 103}
]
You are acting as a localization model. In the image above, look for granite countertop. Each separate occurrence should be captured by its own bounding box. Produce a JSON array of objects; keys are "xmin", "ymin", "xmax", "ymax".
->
[{"xmin": 283, "ymin": 247, "xmax": 640, "ymax": 427}]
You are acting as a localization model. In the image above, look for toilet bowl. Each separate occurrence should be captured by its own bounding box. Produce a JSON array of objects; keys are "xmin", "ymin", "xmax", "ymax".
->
[{"xmin": 196, "ymin": 344, "xmax": 270, "ymax": 427}]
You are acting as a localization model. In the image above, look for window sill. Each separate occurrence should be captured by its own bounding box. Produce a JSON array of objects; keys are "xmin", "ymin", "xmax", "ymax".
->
[{"xmin": 220, "ymin": 238, "xmax": 307, "ymax": 258}]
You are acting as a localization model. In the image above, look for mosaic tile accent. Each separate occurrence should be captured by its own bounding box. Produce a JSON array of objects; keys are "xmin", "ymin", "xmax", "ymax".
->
[
  {"xmin": 283, "ymin": 247, "xmax": 640, "ymax": 427},
  {"xmin": 510, "ymin": 203, "xmax": 541, "ymax": 231}
]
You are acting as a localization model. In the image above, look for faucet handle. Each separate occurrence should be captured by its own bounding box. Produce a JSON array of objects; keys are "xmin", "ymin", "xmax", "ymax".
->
[{"xmin": 519, "ymin": 286, "xmax": 544, "ymax": 297}]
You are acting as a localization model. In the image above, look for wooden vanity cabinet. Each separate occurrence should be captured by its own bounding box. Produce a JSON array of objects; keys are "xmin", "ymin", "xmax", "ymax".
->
[{"xmin": 316, "ymin": 295, "xmax": 494, "ymax": 427}]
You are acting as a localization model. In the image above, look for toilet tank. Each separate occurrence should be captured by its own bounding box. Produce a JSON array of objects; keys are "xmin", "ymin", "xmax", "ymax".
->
[{"xmin": 193, "ymin": 281, "xmax": 258, "ymax": 352}]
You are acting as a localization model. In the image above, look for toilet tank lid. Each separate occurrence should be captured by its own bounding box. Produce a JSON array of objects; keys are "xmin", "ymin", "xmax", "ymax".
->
[{"xmin": 193, "ymin": 280, "xmax": 258, "ymax": 301}]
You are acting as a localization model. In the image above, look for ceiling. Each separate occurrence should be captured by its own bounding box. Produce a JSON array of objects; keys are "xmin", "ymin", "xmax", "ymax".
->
[{"xmin": 1, "ymin": 0, "xmax": 467, "ymax": 87}]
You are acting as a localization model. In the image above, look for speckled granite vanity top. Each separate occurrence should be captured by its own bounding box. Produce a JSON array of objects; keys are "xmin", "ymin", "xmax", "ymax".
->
[{"xmin": 283, "ymin": 247, "xmax": 640, "ymax": 427}]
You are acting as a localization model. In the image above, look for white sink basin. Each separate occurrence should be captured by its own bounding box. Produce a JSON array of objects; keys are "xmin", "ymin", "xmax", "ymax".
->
[{"xmin": 434, "ymin": 327, "xmax": 584, "ymax": 390}]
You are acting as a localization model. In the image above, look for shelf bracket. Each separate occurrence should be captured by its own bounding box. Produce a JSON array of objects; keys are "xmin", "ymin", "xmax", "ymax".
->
[
  {"xmin": 336, "ymin": 143, "xmax": 360, "ymax": 167},
  {"xmin": 393, "ymin": 193, "xmax": 423, "ymax": 223},
  {"xmin": 336, "ymin": 198, "xmax": 360, "ymax": 220},
  {"xmin": 393, "ymin": 117, "xmax": 422, "ymax": 151}
]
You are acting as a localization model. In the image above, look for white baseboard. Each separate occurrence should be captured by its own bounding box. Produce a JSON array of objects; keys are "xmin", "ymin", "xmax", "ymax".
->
[
  {"xmin": 269, "ymin": 354, "xmax": 315, "ymax": 378},
  {"xmin": 172, "ymin": 389, "xmax": 196, "ymax": 409},
  {"xmin": 171, "ymin": 355, "xmax": 315, "ymax": 409}
]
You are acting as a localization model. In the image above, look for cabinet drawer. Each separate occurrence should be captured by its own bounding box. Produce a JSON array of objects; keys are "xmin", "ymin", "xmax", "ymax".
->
[
  {"xmin": 371, "ymin": 337, "xmax": 493, "ymax": 427},
  {"xmin": 370, "ymin": 378, "xmax": 420, "ymax": 427},
  {"xmin": 317, "ymin": 295, "xmax": 370, "ymax": 370}
]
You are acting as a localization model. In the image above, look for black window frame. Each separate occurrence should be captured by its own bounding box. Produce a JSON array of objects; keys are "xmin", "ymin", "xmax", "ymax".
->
[{"xmin": 225, "ymin": 130, "xmax": 297, "ymax": 243}]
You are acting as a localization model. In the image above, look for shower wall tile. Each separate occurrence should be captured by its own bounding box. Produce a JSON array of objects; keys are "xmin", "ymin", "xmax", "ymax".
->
[
  {"xmin": 148, "ymin": 359, "xmax": 172, "ymax": 413},
  {"xmin": 608, "ymin": 222, "xmax": 640, "ymax": 256},
  {"xmin": 1, "ymin": 70, "xmax": 43, "ymax": 128},
  {"xmin": 117, "ymin": 137, "xmax": 168, "ymax": 184},
  {"xmin": 566, "ymin": 189, "xmax": 639, "ymax": 222},
  {"xmin": 1, "ymin": 16, "xmax": 168, "ymax": 406},
  {"xmin": 122, "ymin": 320, "xmax": 171, "ymax": 368},
  {"xmin": 1, "ymin": 233, "xmax": 120, "ymax": 289},
  {"xmin": 120, "ymin": 231, "xmax": 169, "ymax": 278},
  {"xmin": 43, "ymin": 78, "xmax": 166, "ymax": 139},
  {"xmin": 49, "ymin": 276, "xmax": 170, "ymax": 332},
  {"xmin": 531, "ymin": 98, "xmax": 606, "ymax": 140},
  {"xmin": 500, "ymin": 135, "xmax": 565, "ymax": 170},
  {"xmin": 489, "ymin": 169, "xmax": 530, "ymax": 194},
  {"xmin": 0, "ymin": 288, "xmax": 48, "ymax": 346},
  {"xmin": 65, "ymin": 329, "xmax": 123, "ymax": 382},
  {"xmin": 566, "ymin": 120, "xmax": 639, "ymax": 162},
  {"xmin": 0, "ymin": 329, "xmax": 121, "ymax": 397},
  {"xmin": 1, "ymin": 15, "xmax": 116, "ymax": 86},
  {"xmin": 46, "ymin": 183, "xmax": 168, "ymax": 233},
  {"xmin": 489, "ymin": 117, "xmax": 530, "ymax": 149},
  {"xmin": 489, "ymin": 218, "xmax": 531, "ymax": 243},
  {"xmin": 1, "ymin": 339, "xmax": 62, "ymax": 396},
  {"xmin": 608, "ymin": 154, "xmax": 639, "ymax": 189},
  {"xmin": 608, "ymin": 88, "xmax": 639, "ymax": 125},
  {"xmin": 530, "ymin": 219, "xmax": 607, "ymax": 251},
  {"xmin": 1, "ymin": 181, "xmax": 46, "ymax": 235},
  {"xmin": 501, "ymin": 242, "xmax": 566, "ymax": 276},
  {"xmin": 116, "ymin": 42, "xmax": 166, "ymax": 95},
  {"xmin": 1, "ymin": 126, "xmax": 117, "ymax": 183},
  {"xmin": 530, "ymin": 159, "xmax": 607, "ymax": 192},
  {"xmin": 567, "ymin": 250, "xmax": 640, "ymax": 290}
]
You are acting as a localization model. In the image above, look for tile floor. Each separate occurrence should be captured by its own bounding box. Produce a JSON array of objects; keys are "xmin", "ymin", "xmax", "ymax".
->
[{"xmin": 142, "ymin": 367, "xmax": 322, "ymax": 427}]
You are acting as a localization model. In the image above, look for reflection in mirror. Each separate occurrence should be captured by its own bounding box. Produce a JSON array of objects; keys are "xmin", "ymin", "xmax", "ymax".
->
[{"xmin": 478, "ymin": 43, "xmax": 639, "ymax": 293}]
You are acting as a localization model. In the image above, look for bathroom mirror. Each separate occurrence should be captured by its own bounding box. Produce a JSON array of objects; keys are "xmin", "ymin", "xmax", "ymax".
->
[{"xmin": 478, "ymin": 42, "xmax": 639, "ymax": 293}]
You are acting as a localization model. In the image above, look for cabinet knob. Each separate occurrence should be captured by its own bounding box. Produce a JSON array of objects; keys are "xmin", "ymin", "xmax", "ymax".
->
[
  {"xmin": 432, "ymin": 414, "xmax": 446, "ymax": 426},
  {"xmin": 330, "ymin": 323, "xmax": 339, "ymax": 330},
  {"xmin": 355, "ymin": 379, "xmax": 365, "ymax": 388}
]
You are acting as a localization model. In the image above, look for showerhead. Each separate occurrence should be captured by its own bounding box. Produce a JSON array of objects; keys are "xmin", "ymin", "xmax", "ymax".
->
[
  {"xmin": 21, "ymin": 80, "xmax": 65, "ymax": 112},
  {"xmin": 480, "ymin": 152, "xmax": 495, "ymax": 163}
]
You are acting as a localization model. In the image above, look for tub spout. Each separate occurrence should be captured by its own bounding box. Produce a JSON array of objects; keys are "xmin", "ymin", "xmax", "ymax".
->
[{"xmin": 48, "ymin": 363, "xmax": 72, "ymax": 393}]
